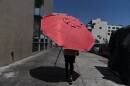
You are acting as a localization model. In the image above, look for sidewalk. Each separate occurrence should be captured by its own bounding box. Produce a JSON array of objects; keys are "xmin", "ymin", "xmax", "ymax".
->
[{"xmin": 0, "ymin": 47, "xmax": 126, "ymax": 86}]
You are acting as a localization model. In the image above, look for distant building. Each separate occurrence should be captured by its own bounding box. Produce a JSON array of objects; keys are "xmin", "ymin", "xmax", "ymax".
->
[
  {"xmin": 52, "ymin": 13, "xmax": 67, "ymax": 15},
  {"xmin": 87, "ymin": 18, "xmax": 123, "ymax": 44},
  {"xmin": 107, "ymin": 25, "xmax": 123, "ymax": 42}
]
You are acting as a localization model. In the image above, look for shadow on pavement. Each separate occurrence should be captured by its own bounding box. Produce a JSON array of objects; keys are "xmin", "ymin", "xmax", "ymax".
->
[
  {"xmin": 95, "ymin": 66, "xmax": 125, "ymax": 85},
  {"xmin": 29, "ymin": 66, "xmax": 80, "ymax": 82}
]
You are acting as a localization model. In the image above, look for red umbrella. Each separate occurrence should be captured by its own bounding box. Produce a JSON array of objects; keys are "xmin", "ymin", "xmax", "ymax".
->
[{"xmin": 41, "ymin": 14, "xmax": 95, "ymax": 51}]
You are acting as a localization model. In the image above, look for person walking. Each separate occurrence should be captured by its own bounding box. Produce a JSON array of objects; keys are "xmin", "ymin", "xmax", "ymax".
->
[{"xmin": 63, "ymin": 49, "xmax": 79, "ymax": 84}]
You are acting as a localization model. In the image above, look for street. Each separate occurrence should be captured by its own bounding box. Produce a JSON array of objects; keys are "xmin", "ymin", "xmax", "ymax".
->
[{"xmin": 0, "ymin": 47, "xmax": 125, "ymax": 86}]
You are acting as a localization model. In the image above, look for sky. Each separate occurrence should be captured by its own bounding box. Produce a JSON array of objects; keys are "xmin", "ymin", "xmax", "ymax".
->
[{"xmin": 53, "ymin": 0, "xmax": 130, "ymax": 26}]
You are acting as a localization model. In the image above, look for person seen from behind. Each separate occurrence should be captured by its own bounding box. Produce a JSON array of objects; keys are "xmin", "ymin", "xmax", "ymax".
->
[{"xmin": 63, "ymin": 49, "xmax": 79, "ymax": 84}]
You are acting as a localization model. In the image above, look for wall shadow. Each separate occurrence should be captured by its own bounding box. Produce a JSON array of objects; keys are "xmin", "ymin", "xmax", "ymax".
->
[
  {"xmin": 95, "ymin": 66, "xmax": 125, "ymax": 85},
  {"xmin": 29, "ymin": 66, "xmax": 80, "ymax": 82}
]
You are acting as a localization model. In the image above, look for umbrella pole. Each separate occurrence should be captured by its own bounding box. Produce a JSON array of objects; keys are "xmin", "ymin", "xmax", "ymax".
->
[{"xmin": 54, "ymin": 47, "xmax": 62, "ymax": 67}]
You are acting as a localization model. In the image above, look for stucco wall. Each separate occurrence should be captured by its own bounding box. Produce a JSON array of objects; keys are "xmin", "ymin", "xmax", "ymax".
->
[{"xmin": 0, "ymin": 0, "xmax": 34, "ymax": 66}]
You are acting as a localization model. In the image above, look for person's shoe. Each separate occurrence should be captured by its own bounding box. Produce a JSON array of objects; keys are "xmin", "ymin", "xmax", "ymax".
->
[
  {"xmin": 68, "ymin": 81, "xmax": 72, "ymax": 85},
  {"xmin": 69, "ymin": 75, "xmax": 73, "ymax": 81},
  {"xmin": 68, "ymin": 75, "xmax": 73, "ymax": 84}
]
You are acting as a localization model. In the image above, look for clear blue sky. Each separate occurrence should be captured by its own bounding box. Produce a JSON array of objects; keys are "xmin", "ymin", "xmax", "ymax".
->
[{"xmin": 53, "ymin": 0, "xmax": 130, "ymax": 26}]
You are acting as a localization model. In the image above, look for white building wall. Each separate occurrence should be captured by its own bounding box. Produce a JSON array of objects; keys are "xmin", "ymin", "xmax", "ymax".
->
[
  {"xmin": 107, "ymin": 25, "xmax": 123, "ymax": 41},
  {"xmin": 90, "ymin": 18, "xmax": 123, "ymax": 44},
  {"xmin": 92, "ymin": 18, "xmax": 108, "ymax": 44}
]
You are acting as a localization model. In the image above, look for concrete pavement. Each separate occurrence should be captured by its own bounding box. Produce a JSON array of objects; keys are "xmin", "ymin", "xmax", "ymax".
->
[{"xmin": 0, "ymin": 47, "xmax": 126, "ymax": 86}]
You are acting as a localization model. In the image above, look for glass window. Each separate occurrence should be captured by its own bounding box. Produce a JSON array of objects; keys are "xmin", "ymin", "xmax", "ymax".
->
[
  {"xmin": 108, "ymin": 33, "xmax": 110, "ymax": 35},
  {"xmin": 112, "ymin": 27, "xmax": 115, "ymax": 29},
  {"xmin": 35, "ymin": 0, "xmax": 42, "ymax": 8},
  {"xmin": 33, "ymin": 0, "xmax": 50, "ymax": 52},
  {"xmin": 32, "ymin": 18, "xmax": 41, "ymax": 52}
]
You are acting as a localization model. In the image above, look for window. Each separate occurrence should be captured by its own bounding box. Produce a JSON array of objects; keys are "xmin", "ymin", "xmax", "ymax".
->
[
  {"xmin": 35, "ymin": 0, "xmax": 43, "ymax": 8},
  {"xmin": 108, "ymin": 27, "xmax": 111, "ymax": 29},
  {"xmin": 108, "ymin": 33, "xmax": 110, "ymax": 35},
  {"xmin": 33, "ymin": 0, "xmax": 46, "ymax": 52},
  {"xmin": 112, "ymin": 27, "xmax": 115, "ymax": 29}
]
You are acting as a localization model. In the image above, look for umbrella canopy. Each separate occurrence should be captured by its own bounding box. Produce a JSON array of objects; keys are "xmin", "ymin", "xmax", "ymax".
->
[{"xmin": 41, "ymin": 14, "xmax": 95, "ymax": 51}]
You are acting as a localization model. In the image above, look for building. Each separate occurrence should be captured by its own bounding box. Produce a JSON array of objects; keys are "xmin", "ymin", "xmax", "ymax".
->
[
  {"xmin": 0, "ymin": 0, "xmax": 34, "ymax": 67},
  {"xmin": 52, "ymin": 13, "xmax": 67, "ymax": 15},
  {"xmin": 0, "ymin": 0, "xmax": 53, "ymax": 67},
  {"xmin": 87, "ymin": 18, "xmax": 123, "ymax": 44},
  {"xmin": 107, "ymin": 25, "xmax": 123, "ymax": 41},
  {"xmin": 33, "ymin": 0, "xmax": 53, "ymax": 52}
]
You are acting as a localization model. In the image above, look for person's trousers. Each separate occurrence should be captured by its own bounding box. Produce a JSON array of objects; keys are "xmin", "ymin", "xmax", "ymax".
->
[{"xmin": 64, "ymin": 55, "xmax": 76, "ymax": 76}]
